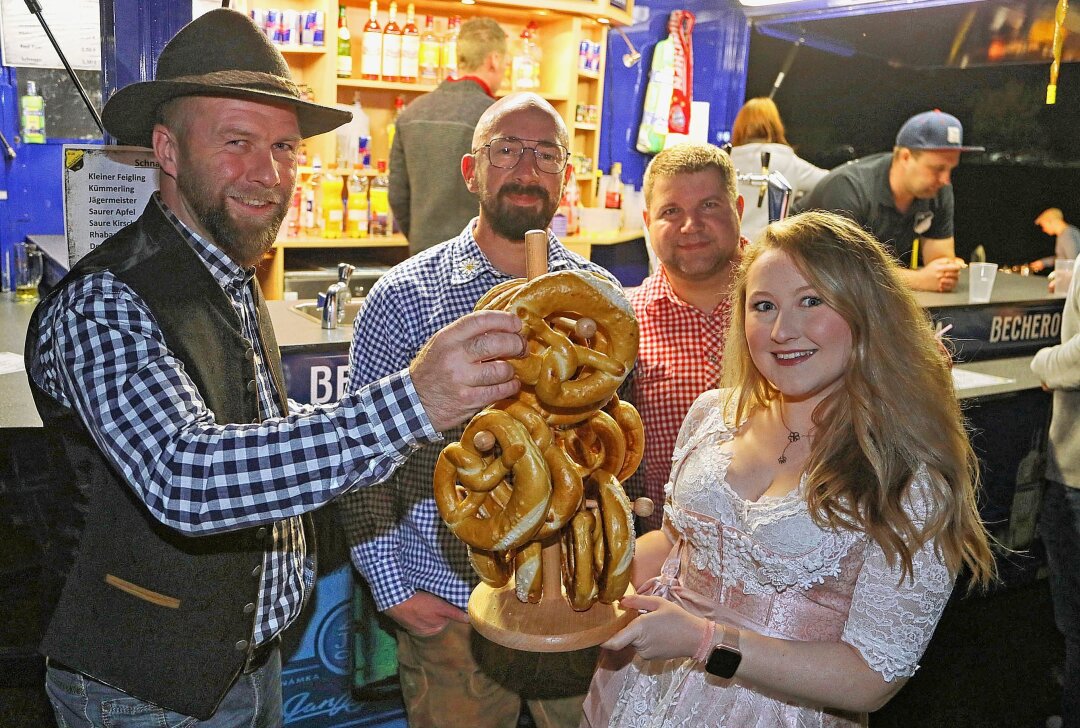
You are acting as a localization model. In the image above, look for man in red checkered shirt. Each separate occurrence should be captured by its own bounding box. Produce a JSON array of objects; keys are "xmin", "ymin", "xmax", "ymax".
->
[{"xmin": 629, "ymin": 144, "xmax": 746, "ymax": 530}]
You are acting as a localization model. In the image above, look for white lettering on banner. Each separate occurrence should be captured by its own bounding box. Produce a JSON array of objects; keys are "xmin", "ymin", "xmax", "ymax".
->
[
  {"xmin": 308, "ymin": 364, "xmax": 351, "ymax": 404},
  {"xmin": 989, "ymin": 312, "xmax": 1061, "ymax": 343}
]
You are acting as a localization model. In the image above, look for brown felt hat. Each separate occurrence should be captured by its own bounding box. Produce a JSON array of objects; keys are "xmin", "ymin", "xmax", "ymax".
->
[{"xmin": 102, "ymin": 8, "xmax": 351, "ymax": 147}]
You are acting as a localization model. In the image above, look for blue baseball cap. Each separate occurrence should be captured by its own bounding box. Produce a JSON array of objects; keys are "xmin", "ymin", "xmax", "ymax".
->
[{"xmin": 895, "ymin": 110, "xmax": 984, "ymax": 152}]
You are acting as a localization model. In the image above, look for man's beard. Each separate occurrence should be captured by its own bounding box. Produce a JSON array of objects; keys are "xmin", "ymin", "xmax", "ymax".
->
[
  {"xmin": 178, "ymin": 172, "xmax": 287, "ymax": 267},
  {"xmin": 479, "ymin": 181, "xmax": 560, "ymax": 241}
]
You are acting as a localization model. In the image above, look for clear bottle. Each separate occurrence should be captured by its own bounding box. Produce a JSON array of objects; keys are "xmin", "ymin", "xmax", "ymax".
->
[
  {"xmin": 605, "ymin": 162, "xmax": 623, "ymax": 210},
  {"xmin": 360, "ymin": 0, "xmax": 382, "ymax": 80},
  {"xmin": 512, "ymin": 23, "xmax": 538, "ymax": 91},
  {"xmin": 20, "ymin": 80, "xmax": 45, "ymax": 144},
  {"xmin": 303, "ymin": 156, "xmax": 324, "ymax": 236},
  {"xmin": 418, "ymin": 14, "xmax": 441, "ymax": 84},
  {"xmin": 399, "ymin": 4, "xmax": 420, "ymax": 83},
  {"xmin": 369, "ymin": 160, "xmax": 391, "ymax": 237},
  {"xmin": 381, "ymin": 1, "xmax": 402, "ymax": 83},
  {"xmin": 285, "ymin": 182, "xmax": 302, "ymax": 237},
  {"xmin": 345, "ymin": 162, "xmax": 370, "ymax": 238},
  {"xmin": 321, "ymin": 165, "xmax": 345, "ymax": 239},
  {"xmin": 336, "ymin": 5, "xmax": 352, "ymax": 79},
  {"xmin": 441, "ymin": 15, "xmax": 460, "ymax": 81}
]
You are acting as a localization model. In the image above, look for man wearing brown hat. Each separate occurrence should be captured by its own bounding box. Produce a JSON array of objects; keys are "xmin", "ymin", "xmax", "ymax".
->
[
  {"xmin": 793, "ymin": 109, "xmax": 983, "ymax": 292},
  {"xmin": 26, "ymin": 9, "xmax": 525, "ymax": 726}
]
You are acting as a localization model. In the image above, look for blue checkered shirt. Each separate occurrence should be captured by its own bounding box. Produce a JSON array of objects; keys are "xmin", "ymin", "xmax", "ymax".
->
[
  {"xmin": 339, "ymin": 221, "xmax": 618, "ymax": 611},
  {"xmin": 29, "ymin": 194, "xmax": 438, "ymax": 645}
]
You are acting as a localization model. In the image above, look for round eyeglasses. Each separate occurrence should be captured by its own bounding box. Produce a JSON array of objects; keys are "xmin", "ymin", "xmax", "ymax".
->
[{"xmin": 474, "ymin": 137, "xmax": 569, "ymax": 175}]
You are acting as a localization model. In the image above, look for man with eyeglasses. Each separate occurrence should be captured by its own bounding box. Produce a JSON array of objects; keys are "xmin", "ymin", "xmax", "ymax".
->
[{"xmin": 339, "ymin": 92, "xmax": 617, "ymax": 728}]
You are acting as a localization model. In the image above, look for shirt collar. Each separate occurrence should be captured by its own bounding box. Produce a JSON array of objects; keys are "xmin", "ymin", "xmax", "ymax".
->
[
  {"xmin": 448, "ymin": 219, "xmax": 581, "ymax": 286},
  {"xmin": 642, "ymin": 261, "xmax": 737, "ymax": 318},
  {"xmin": 155, "ymin": 193, "xmax": 255, "ymax": 296},
  {"xmin": 452, "ymin": 75, "xmax": 495, "ymax": 98}
]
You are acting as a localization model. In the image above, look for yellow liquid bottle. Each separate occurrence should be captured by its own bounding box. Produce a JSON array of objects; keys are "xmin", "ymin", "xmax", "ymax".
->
[
  {"xmin": 321, "ymin": 166, "xmax": 345, "ymax": 239},
  {"xmin": 345, "ymin": 163, "xmax": 369, "ymax": 238}
]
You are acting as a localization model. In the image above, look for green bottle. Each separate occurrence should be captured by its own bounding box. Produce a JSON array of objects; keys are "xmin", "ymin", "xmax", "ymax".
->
[{"xmin": 20, "ymin": 81, "xmax": 45, "ymax": 144}]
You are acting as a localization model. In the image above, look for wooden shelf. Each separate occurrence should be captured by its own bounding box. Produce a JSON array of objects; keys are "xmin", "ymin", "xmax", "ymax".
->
[
  {"xmin": 578, "ymin": 69, "xmax": 601, "ymax": 81},
  {"xmin": 279, "ymin": 45, "xmax": 328, "ymax": 55},
  {"xmin": 574, "ymin": 122, "xmax": 599, "ymax": 131}
]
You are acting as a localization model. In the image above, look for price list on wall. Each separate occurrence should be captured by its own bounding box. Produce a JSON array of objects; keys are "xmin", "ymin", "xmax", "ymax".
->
[
  {"xmin": 0, "ymin": 0, "xmax": 100, "ymax": 70},
  {"xmin": 62, "ymin": 145, "xmax": 159, "ymax": 266}
]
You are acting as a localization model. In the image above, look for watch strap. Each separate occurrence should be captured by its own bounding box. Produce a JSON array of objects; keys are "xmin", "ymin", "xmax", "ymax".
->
[{"xmin": 704, "ymin": 623, "xmax": 742, "ymax": 679}]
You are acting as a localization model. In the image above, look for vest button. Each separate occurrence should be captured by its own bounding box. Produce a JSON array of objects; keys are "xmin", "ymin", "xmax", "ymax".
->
[
  {"xmin": 235, "ymin": 639, "xmax": 249, "ymax": 652},
  {"xmin": 256, "ymin": 527, "xmax": 267, "ymax": 540},
  {"xmin": 251, "ymin": 564, "xmax": 262, "ymax": 577},
  {"xmin": 243, "ymin": 602, "xmax": 256, "ymax": 614},
  {"xmin": 245, "ymin": 348, "xmax": 256, "ymax": 362},
  {"xmin": 246, "ymin": 380, "xmax": 257, "ymax": 393}
]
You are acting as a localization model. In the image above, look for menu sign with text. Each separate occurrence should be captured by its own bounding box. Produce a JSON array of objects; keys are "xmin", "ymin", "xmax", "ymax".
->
[
  {"xmin": 63, "ymin": 145, "xmax": 159, "ymax": 266},
  {"xmin": 0, "ymin": 0, "xmax": 100, "ymax": 70}
]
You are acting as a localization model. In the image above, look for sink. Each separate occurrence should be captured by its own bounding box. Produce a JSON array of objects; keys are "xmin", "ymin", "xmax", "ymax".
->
[{"xmin": 290, "ymin": 299, "xmax": 365, "ymax": 326}]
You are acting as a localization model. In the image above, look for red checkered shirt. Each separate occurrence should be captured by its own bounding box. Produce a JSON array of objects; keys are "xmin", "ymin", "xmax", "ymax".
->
[{"xmin": 628, "ymin": 266, "xmax": 734, "ymax": 530}]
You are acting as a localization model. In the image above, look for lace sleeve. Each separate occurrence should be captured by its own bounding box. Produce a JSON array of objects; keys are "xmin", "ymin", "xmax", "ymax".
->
[{"xmin": 841, "ymin": 469, "xmax": 955, "ymax": 682}]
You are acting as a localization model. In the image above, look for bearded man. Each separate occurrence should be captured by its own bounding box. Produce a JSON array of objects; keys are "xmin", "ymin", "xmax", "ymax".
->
[{"xmin": 339, "ymin": 92, "xmax": 616, "ymax": 728}]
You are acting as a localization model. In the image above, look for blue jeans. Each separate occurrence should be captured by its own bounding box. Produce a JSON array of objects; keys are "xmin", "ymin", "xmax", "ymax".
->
[
  {"xmin": 1041, "ymin": 480, "xmax": 1080, "ymax": 728},
  {"xmin": 45, "ymin": 648, "xmax": 283, "ymax": 728}
]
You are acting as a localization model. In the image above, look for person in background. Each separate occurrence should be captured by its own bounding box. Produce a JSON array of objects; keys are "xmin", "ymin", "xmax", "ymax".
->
[
  {"xmin": 1029, "ymin": 207, "xmax": 1080, "ymax": 273},
  {"xmin": 389, "ymin": 17, "xmax": 508, "ymax": 255},
  {"xmin": 585, "ymin": 211, "xmax": 995, "ymax": 727},
  {"xmin": 1031, "ymin": 255, "xmax": 1080, "ymax": 728},
  {"xmin": 340, "ymin": 93, "xmax": 613, "ymax": 728},
  {"xmin": 793, "ymin": 109, "xmax": 984, "ymax": 293},
  {"xmin": 26, "ymin": 10, "xmax": 524, "ymax": 727},
  {"xmin": 629, "ymin": 143, "xmax": 745, "ymax": 531},
  {"xmin": 728, "ymin": 97, "xmax": 828, "ymax": 241}
]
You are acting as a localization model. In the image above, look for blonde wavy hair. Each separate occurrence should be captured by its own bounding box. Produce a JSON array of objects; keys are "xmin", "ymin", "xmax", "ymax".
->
[{"xmin": 720, "ymin": 210, "xmax": 995, "ymax": 587}]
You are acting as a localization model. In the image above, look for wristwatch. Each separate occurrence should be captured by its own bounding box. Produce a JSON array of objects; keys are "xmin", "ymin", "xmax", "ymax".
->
[{"xmin": 704, "ymin": 623, "xmax": 742, "ymax": 679}]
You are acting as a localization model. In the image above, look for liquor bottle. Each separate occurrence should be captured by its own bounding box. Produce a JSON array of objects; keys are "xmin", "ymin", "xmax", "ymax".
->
[
  {"xmin": 418, "ymin": 15, "xmax": 441, "ymax": 84},
  {"xmin": 512, "ymin": 22, "xmax": 539, "ymax": 91},
  {"xmin": 20, "ymin": 81, "xmax": 45, "ymax": 144},
  {"xmin": 360, "ymin": 0, "xmax": 382, "ymax": 80},
  {"xmin": 369, "ymin": 160, "xmax": 391, "ymax": 236},
  {"xmin": 303, "ymin": 157, "xmax": 324, "ymax": 236},
  {"xmin": 285, "ymin": 182, "xmax": 302, "ymax": 237},
  {"xmin": 441, "ymin": 15, "xmax": 460, "ymax": 81},
  {"xmin": 381, "ymin": 1, "xmax": 402, "ymax": 83},
  {"xmin": 336, "ymin": 5, "xmax": 352, "ymax": 78},
  {"xmin": 387, "ymin": 95, "xmax": 405, "ymax": 152},
  {"xmin": 605, "ymin": 162, "xmax": 623, "ymax": 210},
  {"xmin": 321, "ymin": 165, "xmax": 345, "ymax": 238},
  {"xmin": 399, "ymin": 4, "xmax": 420, "ymax": 83},
  {"xmin": 345, "ymin": 161, "xmax": 370, "ymax": 238}
]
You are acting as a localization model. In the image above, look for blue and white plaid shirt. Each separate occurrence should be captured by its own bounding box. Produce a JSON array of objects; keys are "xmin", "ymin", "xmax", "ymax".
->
[
  {"xmin": 29, "ymin": 195, "xmax": 438, "ymax": 645},
  {"xmin": 339, "ymin": 220, "xmax": 617, "ymax": 611}
]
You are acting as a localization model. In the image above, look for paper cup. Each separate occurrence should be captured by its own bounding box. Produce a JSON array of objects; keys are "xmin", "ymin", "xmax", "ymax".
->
[
  {"xmin": 1053, "ymin": 258, "xmax": 1075, "ymax": 298},
  {"xmin": 968, "ymin": 262, "xmax": 998, "ymax": 304}
]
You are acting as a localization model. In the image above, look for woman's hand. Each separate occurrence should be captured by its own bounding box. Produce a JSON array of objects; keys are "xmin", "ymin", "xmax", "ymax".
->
[{"xmin": 601, "ymin": 594, "xmax": 707, "ymax": 661}]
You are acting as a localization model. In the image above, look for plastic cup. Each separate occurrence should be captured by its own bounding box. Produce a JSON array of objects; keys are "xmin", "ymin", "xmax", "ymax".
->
[
  {"xmin": 13, "ymin": 241, "xmax": 42, "ymax": 302},
  {"xmin": 1053, "ymin": 258, "xmax": 1075, "ymax": 298},
  {"xmin": 967, "ymin": 262, "xmax": 998, "ymax": 304}
]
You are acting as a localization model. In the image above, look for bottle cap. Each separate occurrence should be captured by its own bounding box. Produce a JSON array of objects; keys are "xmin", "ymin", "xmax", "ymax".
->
[{"xmin": 26, "ymin": 80, "xmax": 37, "ymax": 95}]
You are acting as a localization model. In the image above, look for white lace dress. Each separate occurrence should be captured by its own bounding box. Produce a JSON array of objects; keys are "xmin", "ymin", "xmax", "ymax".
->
[{"xmin": 584, "ymin": 390, "xmax": 955, "ymax": 728}]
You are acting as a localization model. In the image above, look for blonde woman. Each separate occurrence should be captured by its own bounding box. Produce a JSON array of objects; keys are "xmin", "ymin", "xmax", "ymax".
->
[
  {"xmin": 584, "ymin": 211, "xmax": 995, "ymax": 727},
  {"xmin": 729, "ymin": 97, "xmax": 828, "ymax": 241}
]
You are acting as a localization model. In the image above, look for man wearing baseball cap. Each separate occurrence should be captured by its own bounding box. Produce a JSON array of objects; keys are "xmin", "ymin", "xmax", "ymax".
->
[
  {"xmin": 26, "ymin": 9, "xmax": 525, "ymax": 726},
  {"xmin": 793, "ymin": 110, "xmax": 984, "ymax": 292}
]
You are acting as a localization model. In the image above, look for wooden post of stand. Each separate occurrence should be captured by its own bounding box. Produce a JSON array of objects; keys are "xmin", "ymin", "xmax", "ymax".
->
[{"xmin": 467, "ymin": 229, "xmax": 637, "ymax": 652}]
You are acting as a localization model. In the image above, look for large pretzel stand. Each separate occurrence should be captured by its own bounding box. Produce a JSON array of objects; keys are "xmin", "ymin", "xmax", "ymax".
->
[{"xmin": 433, "ymin": 231, "xmax": 652, "ymax": 652}]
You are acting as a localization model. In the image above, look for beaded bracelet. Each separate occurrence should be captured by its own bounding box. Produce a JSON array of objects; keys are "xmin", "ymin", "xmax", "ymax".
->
[{"xmin": 693, "ymin": 619, "xmax": 717, "ymax": 662}]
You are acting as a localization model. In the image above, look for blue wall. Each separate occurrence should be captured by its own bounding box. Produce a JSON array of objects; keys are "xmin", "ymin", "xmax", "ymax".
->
[{"xmin": 599, "ymin": 0, "xmax": 751, "ymax": 189}]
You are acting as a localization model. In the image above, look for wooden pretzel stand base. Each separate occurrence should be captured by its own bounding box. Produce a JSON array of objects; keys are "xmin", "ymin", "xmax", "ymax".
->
[
  {"xmin": 469, "ymin": 539, "xmax": 637, "ymax": 653},
  {"xmin": 467, "ymin": 230, "xmax": 649, "ymax": 653}
]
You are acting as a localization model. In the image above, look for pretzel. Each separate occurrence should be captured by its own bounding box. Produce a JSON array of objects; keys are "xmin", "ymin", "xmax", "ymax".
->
[
  {"xmin": 515, "ymin": 540, "xmax": 544, "ymax": 604},
  {"xmin": 591, "ymin": 470, "xmax": 635, "ymax": 604},
  {"xmin": 469, "ymin": 546, "xmax": 512, "ymax": 588},
  {"xmin": 562, "ymin": 509, "xmax": 599, "ymax": 611},
  {"xmin": 557, "ymin": 410, "xmax": 627, "ymax": 479},
  {"xmin": 499, "ymin": 271, "xmax": 638, "ymax": 410},
  {"xmin": 606, "ymin": 395, "xmax": 644, "ymax": 482},
  {"xmin": 433, "ymin": 410, "xmax": 552, "ymax": 552}
]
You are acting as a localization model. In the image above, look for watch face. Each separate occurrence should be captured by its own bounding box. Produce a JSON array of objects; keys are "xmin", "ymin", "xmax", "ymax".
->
[{"xmin": 705, "ymin": 645, "xmax": 742, "ymax": 679}]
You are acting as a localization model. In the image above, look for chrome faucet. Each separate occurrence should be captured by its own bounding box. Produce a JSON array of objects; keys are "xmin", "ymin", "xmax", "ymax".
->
[{"xmin": 317, "ymin": 263, "xmax": 356, "ymax": 329}]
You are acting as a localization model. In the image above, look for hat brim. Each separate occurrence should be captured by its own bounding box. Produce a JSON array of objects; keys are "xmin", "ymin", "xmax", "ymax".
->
[
  {"xmin": 906, "ymin": 144, "xmax": 986, "ymax": 153},
  {"xmin": 102, "ymin": 79, "xmax": 352, "ymax": 148}
]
